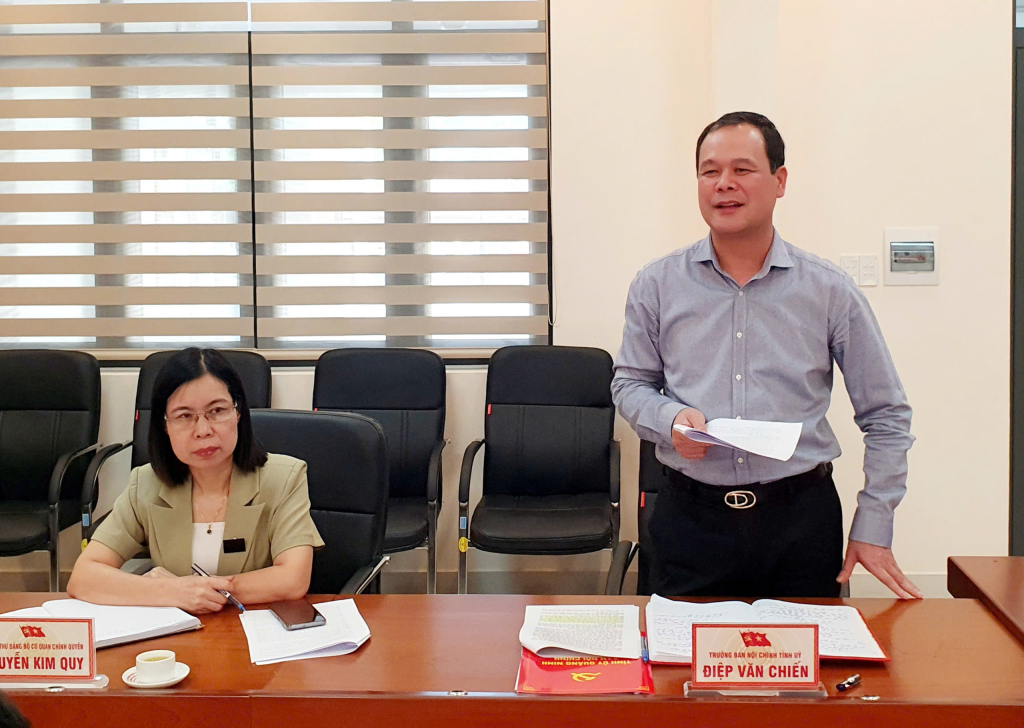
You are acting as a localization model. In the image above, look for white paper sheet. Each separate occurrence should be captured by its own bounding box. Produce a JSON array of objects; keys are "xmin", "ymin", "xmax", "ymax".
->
[
  {"xmin": 519, "ymin": 604, "xmax": 641, "ymax": 659},
  {"xmin": 238, "ymin": 599, "xmax": 370, "ymax": 665},
  {"xmin": 674, "ymin": 418, "xmax": 802, "ymax": 461}
]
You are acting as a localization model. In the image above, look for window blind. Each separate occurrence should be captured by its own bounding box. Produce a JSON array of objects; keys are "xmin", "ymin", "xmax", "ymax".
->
[
  {"xmin": 0, "ymin": 0, "xmax": 550, "ymax": 354},
  {"xmin": 0, "ymin": 1, "xmax": 254, "ymax": 348}
]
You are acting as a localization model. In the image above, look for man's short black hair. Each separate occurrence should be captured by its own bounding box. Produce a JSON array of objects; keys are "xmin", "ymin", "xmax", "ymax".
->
[
  {"xmin": 695, "ymin": 111, "xmax": 786, "ymax": 174},
  {"xmin": 148, "ymin": 347, "xmax": 267, "ymax": 485}
]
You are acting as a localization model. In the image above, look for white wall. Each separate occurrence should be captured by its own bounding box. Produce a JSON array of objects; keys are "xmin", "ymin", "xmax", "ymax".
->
[
  {"xmin": 4, "ymin": 1, "xmax": 1013, "ymax": 598},
  {"xmin": 548, "ymin": 0, "xmax": 1013, "ymax": 593}
]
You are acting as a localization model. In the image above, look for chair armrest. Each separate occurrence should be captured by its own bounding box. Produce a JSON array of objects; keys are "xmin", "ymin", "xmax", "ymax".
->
[
  {"xmin": 609, "ymin": 439, "xmax": 621, "ymax": 504},
  {"xmin": 47, "ymin": 442, "xmax": 102, "ymax": 506},
  {"xmin": 426, "ymin": 439, "xmax": 448, "ymax": 505},
  {"xmin": 458, "ymin": 439, "xmax": 485, "ymax": 505},
  {"xmin": 81, "ymin": 440, "xmax": 133, "ymax": 536},
  {"xmin": 339, "ymin": 555, "xmax": 390, "ymax": 595},
  {"xmin": 605, "ymin": 540, "xmax": 638, "ymax": 596}
]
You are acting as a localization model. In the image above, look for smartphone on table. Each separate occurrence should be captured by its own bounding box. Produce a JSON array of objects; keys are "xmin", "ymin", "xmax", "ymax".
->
[{"xmin": 267, "ymin": 599, "xmax": 326, "ymax": 630}]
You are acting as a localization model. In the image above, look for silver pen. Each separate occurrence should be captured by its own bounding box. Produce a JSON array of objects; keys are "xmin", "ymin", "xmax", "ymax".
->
[{"xmin": 191, "ymin": 563, "xmax": 246, "ymax": 612}]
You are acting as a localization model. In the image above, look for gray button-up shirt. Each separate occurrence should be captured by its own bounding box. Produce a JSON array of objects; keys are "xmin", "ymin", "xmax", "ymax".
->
[{"xmin": 611, "ymin": 231, "xmax": 913, "ymax": 548}]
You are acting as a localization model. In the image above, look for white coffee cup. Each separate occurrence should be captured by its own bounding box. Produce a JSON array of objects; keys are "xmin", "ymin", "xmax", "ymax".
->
[{"xmin": 135, "ymin": 649, "xmax": 176, "ymax": 684}]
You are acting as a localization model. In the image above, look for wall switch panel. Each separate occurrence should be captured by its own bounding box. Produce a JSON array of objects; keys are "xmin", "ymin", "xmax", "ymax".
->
[
  {"xmin": 839, "ymin": 255, "xmax": 860, "ymax": 282},
  {"xmin": 858, "ymin": 254, "xmax": 878, "ymax": 286}
]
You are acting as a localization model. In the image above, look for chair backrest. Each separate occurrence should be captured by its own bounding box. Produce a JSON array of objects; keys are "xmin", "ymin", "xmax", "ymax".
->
[
  {"xmin": 249, "ymin": 409, "xmax": 389, "ymax": 594},
  {"xmin": 133, "ymin": 350, "xmax": 272, "ymax": 469},
  {"xmin": 0, "ymin": 350, "xmax": 100, "ymax": 503},
  {"xmin": 312, "ymin": 348, "xmax": 445, "ymax": 499},
  {"xmin": 636, "ymin": 439, "xmax": 673, "ymax": 596},
  {"xmin": 482, "ymin": 345, "xmax": 614, "ymax": 497}
]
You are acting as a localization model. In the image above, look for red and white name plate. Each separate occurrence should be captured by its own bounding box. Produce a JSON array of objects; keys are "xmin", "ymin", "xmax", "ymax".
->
[
  {"xmin": 0, "ymin": 618, "xmax": 96, "ymax": 681},
  {"xmin": 691, "ymin": 623, "xmax": 819, "ymax": 690}
]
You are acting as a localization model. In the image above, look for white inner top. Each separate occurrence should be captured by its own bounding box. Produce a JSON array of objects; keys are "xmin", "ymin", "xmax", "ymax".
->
[{"xmin": 191, "ymin": 522, "xmax": 226, "ymax": 576}]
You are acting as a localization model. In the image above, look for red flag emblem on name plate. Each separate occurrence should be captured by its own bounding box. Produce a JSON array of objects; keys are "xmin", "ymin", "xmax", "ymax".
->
[
  {"xmin": 20, "ymin": 625, "xmax": 45, "ymax": 638},
  {"xmin": 740, "ymin": 631, "xmax": 771, "ymax": 648}
]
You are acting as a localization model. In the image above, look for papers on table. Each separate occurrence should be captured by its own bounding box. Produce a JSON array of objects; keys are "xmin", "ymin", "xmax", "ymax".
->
[
  {"xmin": 238, "ymin": 599, "xmax": 370, "ymax": 665},
  {"xmin": 519, "ymin": 604, "xmax": 641, "ymax": 659},
  {"xmin": 0, "ymin": 599, "xmax": 201, "ymax": 649},
  {"xmin": 674, "ymin": 418, "xmax": 802, "ymax": 461},
  {"xmin": 644, "ymin": 595, "xmax": 888, "ymax": 663}
]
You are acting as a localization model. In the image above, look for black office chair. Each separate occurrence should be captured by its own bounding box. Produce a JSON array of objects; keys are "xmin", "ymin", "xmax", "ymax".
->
[
  {"xmin": 458, "ymin": 345, "xmax": 620, "ymax": 594},
  {"xmin": 605, "ymin": 440, "xmax": 852, "ymax": 598},
  {"xmin": 83, "ymin": 349, "xmax": 272, "ymax": 541},
  {"xmin": 0, "ymin": 350, "xmax": 102, "ymax": 591},
  {"xmin": 606, "ymin": 439, "xmax": 669, "ymax": 595},
  {"xmin": 313, "ymin": 348, "xmax": 446, "ymax": 593},
  {"xmin": 250, "ymin": 409, "xmax": 389, "ymax": 595}
]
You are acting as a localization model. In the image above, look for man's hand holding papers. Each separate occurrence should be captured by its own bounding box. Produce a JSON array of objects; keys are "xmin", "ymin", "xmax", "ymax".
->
[{"xmin": 673, "ymin": 417, "xmax": 802, "ymax": 461}]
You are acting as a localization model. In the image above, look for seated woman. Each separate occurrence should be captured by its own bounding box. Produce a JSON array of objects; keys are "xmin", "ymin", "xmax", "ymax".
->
[{"xmin": 68, "ymin": 348, "xmax": 323, "ymax": 614}]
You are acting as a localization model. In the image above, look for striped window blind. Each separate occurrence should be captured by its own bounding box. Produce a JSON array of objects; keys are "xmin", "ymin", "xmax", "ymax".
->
[
  {"xmin": 0, "ymin": 1, "xmax": 254, "ymax": 349},
  {"xmin": 0, "ymin": 0, "xmax": 550, "ymax": 355}
]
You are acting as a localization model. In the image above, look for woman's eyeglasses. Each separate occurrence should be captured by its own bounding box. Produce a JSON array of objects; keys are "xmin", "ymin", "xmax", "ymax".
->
[{"xmin": 165, "ymin": 404, "xmax": 238, "ymax": 431}]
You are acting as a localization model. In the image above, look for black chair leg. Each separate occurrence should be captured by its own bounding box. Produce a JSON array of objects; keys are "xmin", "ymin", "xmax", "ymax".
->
[{"xmin": 49, "ymin": 545, "xmax": 59, "ymax": 592}]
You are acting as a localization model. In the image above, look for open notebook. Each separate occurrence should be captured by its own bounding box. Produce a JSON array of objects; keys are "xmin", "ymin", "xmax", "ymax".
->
[
  {"xmin": 645, "ymin": 595, "xmax": 889, "ymax": 664},
  {"xmin": 1, "ymin": 599, "xmax": 201, "ymax": 649}
]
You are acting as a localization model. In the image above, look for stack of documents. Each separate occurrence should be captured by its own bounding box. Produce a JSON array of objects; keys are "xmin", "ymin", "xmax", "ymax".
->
[
  {"xmin": 1, "ymin": 599, "xmax": 201, "ymax": 648},
  {"xmin": 238, "ymin": 599, "xmax": 370, "ymax": 665},
  {"xmin": 645, "ymin": 595, "xmax": 888, "ymax": 663},
  {"xmin": 516, "ymin": 604, "xmax": 651, "ymax": 695},
  {"xmin": 519, "ymin": 604, "xmax": 642, "ymax": 659}
]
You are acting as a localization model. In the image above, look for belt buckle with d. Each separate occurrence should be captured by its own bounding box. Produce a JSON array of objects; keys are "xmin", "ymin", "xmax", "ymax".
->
[{"xmin": 724, "ymin": 490, "xmax": 756, "ymax": 509}]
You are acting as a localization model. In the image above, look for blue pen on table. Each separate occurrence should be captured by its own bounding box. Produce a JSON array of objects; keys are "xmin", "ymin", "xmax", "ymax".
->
[
  {"xmin": 191, "ymin": 563, "xmax": 246, "ymax": 612},
  {"xmin": 641, "ymin": 633, "xmax": 650, "ymax": 663}
]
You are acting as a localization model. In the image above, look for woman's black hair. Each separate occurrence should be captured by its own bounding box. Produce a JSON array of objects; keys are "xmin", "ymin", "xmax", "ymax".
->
[{"xmin": 148, "ymin": 348, "xmax": 267, "ymax": 485}]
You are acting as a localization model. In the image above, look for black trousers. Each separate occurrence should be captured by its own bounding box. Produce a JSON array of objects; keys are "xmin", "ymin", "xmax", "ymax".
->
[{"xmin": 647, "ymin": 463, "xmax": 843, "ymax": 598}]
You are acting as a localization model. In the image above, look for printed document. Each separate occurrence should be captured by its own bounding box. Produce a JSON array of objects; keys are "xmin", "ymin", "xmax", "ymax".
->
[
  {"xmin": 674, "ymin": 418, "xmax": 802, "ymax": 461},
  {"xmin": 238, "ymin": 599, "xmax": 370, "ymax": 665},
  {"xmin": 645, "ymin": 595, "xmax": 887, "ymax": 663},
  {"xmin": 519, "ymin": 604, "xmax": 641, "ymax": 659}
]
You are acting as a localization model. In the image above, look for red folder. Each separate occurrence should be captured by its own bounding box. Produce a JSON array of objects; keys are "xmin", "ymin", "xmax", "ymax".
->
[{"xmin": 515, "ymin": 648, "xmax": 655, "ymax": 695}]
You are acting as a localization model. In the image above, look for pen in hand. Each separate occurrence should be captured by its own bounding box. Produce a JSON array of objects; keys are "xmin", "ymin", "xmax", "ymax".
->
[{"xmin": 191, "ymin": 563, "xmax": 246, "ymax": 612}]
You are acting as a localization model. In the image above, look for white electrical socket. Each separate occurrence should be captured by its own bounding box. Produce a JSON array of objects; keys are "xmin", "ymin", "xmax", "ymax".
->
[
  {"xmin": 858, "ymin": 254, "xmax": 878, "ymax": 286},
  {"xmin": 839, "ymin": 255, "xmax": 860, "ymax": 282}
]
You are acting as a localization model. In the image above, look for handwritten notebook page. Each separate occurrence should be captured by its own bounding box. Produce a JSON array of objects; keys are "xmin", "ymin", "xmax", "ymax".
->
[
  {"xmin": 644, "ymin": 596, "xmax": 751, "ymax": 663},
  {"xmin": 751, "ymin": 600, "xmax": 888, "ymax": 660}
]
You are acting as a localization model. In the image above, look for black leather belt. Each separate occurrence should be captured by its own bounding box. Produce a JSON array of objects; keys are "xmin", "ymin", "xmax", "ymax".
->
[{"xmin": 666, "ymin": 463, "xmax": 833, "ymax": 509}]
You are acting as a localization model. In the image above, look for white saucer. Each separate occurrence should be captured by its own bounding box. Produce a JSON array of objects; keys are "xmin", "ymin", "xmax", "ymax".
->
[{"xmin": 122, "ymin": 662, "xmax": 190, "ymax": 689}]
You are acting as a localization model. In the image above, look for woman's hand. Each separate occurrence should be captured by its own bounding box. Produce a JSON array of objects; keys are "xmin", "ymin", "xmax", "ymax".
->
[
  {"xmin": 142, "ymin": 566, "xmax": 177, "ymax": 579},
  {"xmin": 172, "ymin": 575, "xmax": 235, "ymax": 614}
]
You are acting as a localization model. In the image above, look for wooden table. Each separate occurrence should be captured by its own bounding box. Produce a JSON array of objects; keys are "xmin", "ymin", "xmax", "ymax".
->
[
  {"xmin": 948, "ymin": 555, "xmax": 1024, "ymax": 645},
  {"xmin": 6, "ymin": 593, "xmax": 1024, "ymax": 728}
]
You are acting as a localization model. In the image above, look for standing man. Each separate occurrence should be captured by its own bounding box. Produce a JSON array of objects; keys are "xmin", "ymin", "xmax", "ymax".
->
[{"xmin": 611, "ymin": 112, "xmax": 921, "ymax": 599}]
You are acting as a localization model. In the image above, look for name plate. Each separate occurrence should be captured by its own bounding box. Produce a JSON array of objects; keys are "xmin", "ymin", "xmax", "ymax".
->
[
  {"xmin": 691, "ymin": 623, "xmax": 819, "ymax": 690},
  {"xmin": 0, "ymin": 618, "xmax": 96, "ymax": 682}
]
